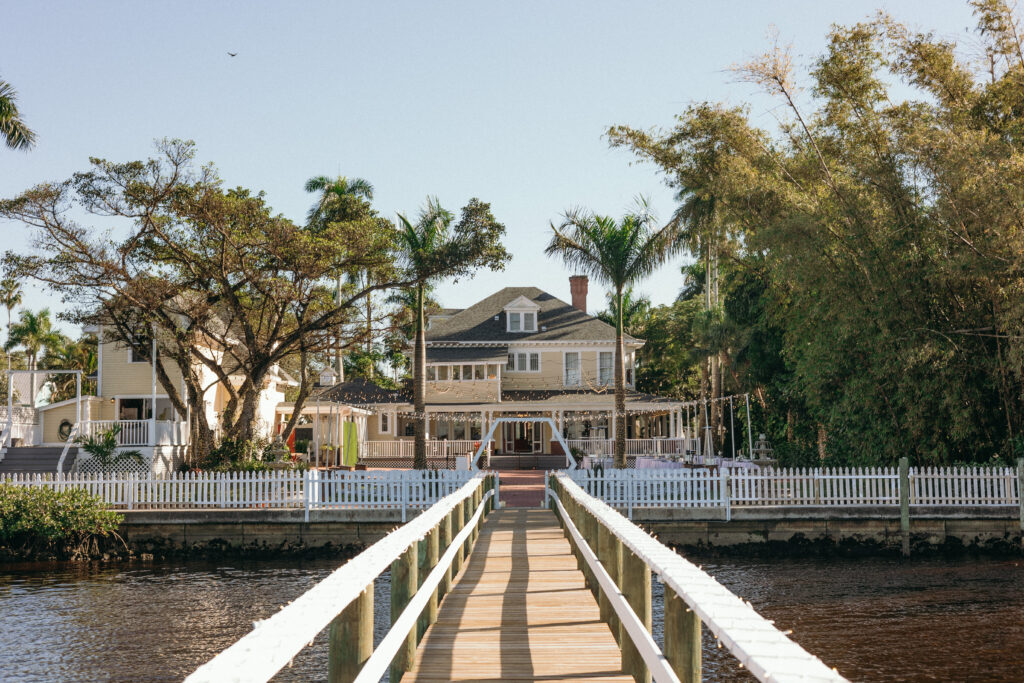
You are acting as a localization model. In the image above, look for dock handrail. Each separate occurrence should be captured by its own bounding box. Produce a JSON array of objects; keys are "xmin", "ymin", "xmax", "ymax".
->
[
  {"xmin": 186, "ymin": 471, "xmax": 497, "ymax": 683},
  {"xmin": 549, "ymin": 472, "xmax": 848, "ymax": 683}
]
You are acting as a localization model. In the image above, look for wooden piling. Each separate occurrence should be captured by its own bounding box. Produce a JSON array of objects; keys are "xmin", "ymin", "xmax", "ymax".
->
[
  {"xmin": 621, "ymin": 549, "xmax": 652, "ymax": 683},
  {"xmin": 440, "ymin": 511, "xmax": 453, "ymax": 596},
  {"xmin": 453, "ymin": 500, "xmax": 465, "ymax": 574},
  {"xmin": 327, "ymin": 583, "xmax": 373, "ymax": 683},
  {"xmin": 596, "ymin": 522, "xmax": 620, "ymax": 640},
  {"xmin": 664, "ymin": 585, "xmax": 701, "ymax": 683},
  {"xmin": 389, "ymin": 545, "xmax": 418, "ymax": 682},
  {"xmin": 899, "ymin": 456, "xmax": 910, "ymax": 557},
  {"xmin": 416, "ymin": 525, "xmax": 440, "ymax": 640}
]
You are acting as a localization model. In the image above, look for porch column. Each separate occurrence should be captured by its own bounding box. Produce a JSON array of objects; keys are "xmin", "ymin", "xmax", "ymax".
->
[{"xmin": 150, "ymin": 334, "xmax": 157, "ymax": 447}]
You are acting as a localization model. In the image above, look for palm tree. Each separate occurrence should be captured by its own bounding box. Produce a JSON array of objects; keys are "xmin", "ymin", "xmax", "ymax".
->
[
  {"xmin": 0, "ymin": 278, "xmax": 22, "ymax": 370},
  {"xmin": 42, "ymin": 335, "xmax": 98, "ymax": 402},
  {"xmin": 546, "ymin": 200, "xmax": 681, "ymax": 468},
  {"xmin": 6, "ymin": 308, "xmax": 61, "ymax": 405},
  {"xmin": 395, "ymin": 198, "xmax": 455, "ymax": 469},
  {"xmin": 597, "ymin": 287, "xmax": 651, "ymax": 337},
  {"xmin": 0, "ymin": 78, "xmax": 36, "ymax": 151},
  {"xmin": 77, "ymin": 425, "xmax": 143, "ymax": 473},
  {"xmin": 305, "ymin": 174, "xmax": 376, "ymax": 378}
]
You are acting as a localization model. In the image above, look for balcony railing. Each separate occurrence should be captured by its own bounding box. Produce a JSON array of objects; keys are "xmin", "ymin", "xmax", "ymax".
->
[{"xmin": 79, "ymin": 420, "xmax": 190, "ymax": 447}]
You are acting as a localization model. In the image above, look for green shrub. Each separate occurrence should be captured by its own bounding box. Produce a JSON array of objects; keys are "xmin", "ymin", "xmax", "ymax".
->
[{"xmin": 0, "ymin": 484, "xmax": 123, "ymax": 555}]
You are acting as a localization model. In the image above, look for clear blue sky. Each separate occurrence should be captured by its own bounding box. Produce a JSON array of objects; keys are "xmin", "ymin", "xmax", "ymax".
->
[{"xmin": 2, "ymin": 1, "xmax": 978, "ymax": 331}]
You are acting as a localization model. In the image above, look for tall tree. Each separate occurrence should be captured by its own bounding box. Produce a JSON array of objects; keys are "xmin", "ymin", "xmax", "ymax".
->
[
  {"xmin": 546, "ymin": 201, "xmax": 681, "ymax": 467},
  {"xmin": 304, "ymin": 175, "xmax": 378, "ymax": 378},
  {"xmin": 604, "ymin": 3, "xmax": 1024, "ymax": 465},
  {"xmin": 0, "ymin": 141, "xmax": 415, "ymax": 460},
  {"xmin": 5, "ymin": 308, "xmax": 61, "ymax": 405},
  {"xmin": 0, "ymin": 78, "xmax": 35, "ymax": 151},
  {"xmin": 0, "ymin": 278, "xmax": 22, "ymax": 370},
  {"xmin": 396, "ymin": 198, "xmax": 510, "ymax": 469}
]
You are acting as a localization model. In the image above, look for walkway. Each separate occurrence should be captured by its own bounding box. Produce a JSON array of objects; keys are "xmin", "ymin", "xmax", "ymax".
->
[
  {"xmin": 401, "ymin": 508, "xmax": 630, "ymax": 682},
  {"xmin": 492, "ymin": 470, "xmax": 546, "ymax": 507}
]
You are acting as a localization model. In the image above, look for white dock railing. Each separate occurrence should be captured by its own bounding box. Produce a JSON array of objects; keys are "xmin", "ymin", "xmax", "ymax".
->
[
  {"xmin": 1, "ymin": 469, "xmax": 481, "ymax": 522},
  {"xmin": 569, "ymin": 465, "xmax": 1022, "ymax": 516},
  {"xmin": 187, "ymin": 473, "xmax": 497, "ymax": 683},
  {"xmin": 550, "ymin": 473, "xmax": 848, "ymax": 683}
]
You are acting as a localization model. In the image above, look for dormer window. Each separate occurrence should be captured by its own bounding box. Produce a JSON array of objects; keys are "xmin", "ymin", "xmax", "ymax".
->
[{"xmin": 503, "ymin": 295, "xmax": 540, "ymax": 333}]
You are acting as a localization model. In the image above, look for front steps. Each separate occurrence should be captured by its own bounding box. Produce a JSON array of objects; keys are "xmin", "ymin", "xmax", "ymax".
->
[{"xmin": 0, "ymin": 447, "xmax": 78, "ymax": 475}]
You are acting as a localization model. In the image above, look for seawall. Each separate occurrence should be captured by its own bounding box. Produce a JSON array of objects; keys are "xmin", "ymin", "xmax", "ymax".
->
[
  {"xmin": 634, "ymin": 506, "xmax": 1023, "ymax": 554},
  {"xmin": 117, "ymin": 505, "xmax": 1024, "ymax": 557}
]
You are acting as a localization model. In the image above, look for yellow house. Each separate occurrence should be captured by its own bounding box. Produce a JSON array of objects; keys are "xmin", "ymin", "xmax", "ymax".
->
[
  {"xmin": 1, "ymin": 325, "xmax": 296, "ymax": 475},
  {"xmin": 315, "ymin": 278, "xmax": 697, "ymax": 469}
]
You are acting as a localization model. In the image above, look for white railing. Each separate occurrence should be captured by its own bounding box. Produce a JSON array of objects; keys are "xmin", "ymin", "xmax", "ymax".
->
[
  {"xmin": 154, "ymin": 420, "xmax": 190, "ymax": 446},
  {"xmin": 186, "ymin": 474, "xmax": 495, "ymax": 683},
  {"xmin": 568, "ymin": 466, "xmax": 1022, "ymax": 516},
  {"xmin": 570, "ymin": 467, "xmax": 728, "ymax": 518},
  {"xmin": 550, "ymin": 473, "xmax": 849, "ymax": 682},
  {"xmin": 80, "ymin": 420, "xmax": 151, "ymax": 446},
  {"xmin": 1, "ymin": 469, "xmax": 483, "ymax": 521},
  {"xmin": 730, "ymin": 467, "xmax": 900, "ymax": 506},
  {"xmin": 361, "ymin": 439, "xmax": 489, "ymax": 459},
  {"xmin": 566, "ymin": 438, "xmax": 699, "ymax": 458},
  {"xmin": 911, "ymin": 466, "xmax": 1019, "ymax": 505}
]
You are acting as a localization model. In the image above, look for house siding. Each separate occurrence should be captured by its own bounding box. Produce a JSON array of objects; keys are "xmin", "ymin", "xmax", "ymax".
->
[{"xmin": 100, "ymin": 339, "xmax": 185, "ymax": 398}]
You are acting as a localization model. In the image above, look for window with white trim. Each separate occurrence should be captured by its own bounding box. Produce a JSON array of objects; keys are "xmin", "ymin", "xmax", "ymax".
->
[
  {"xmin": 426, "ymin": 363, "xmax": 497, "ymax": 381},
  {"xmin": 379, "ymin": 412, "xmax": 392, "ymax": 434},
  {"xmin": 564, "ymin": 351, "xmax": 581, "ymax": 386},
  {"xmin": 506, "ymin": 351, "xmax": 540, "ymax": 372},
  {"xmin": 598, "ymin": 351, "xmax": 613, "ymax": 386}
]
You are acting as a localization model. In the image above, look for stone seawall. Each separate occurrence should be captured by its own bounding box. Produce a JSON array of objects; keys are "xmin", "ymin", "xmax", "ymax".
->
[
  {"xmin": 635, "ymin": 506, "xmax": 1023, "ymax": 554},
  {"xmin": 117, "ymin": 505, "xmax": 1024, "ymax": 557},
  {"xmin": 119, "ymin": 509, "xmax": 407, "ymax": 557}
]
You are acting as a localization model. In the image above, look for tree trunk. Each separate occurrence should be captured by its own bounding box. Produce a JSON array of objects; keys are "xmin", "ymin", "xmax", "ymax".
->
[
  {"xmin": 281, "ymin": 347, "xmax": 311, "ymax": 442},
  {"xmin": 614, "ymin": 286, "xmax": 627, "ymax": 469},
  {"xmin": 366, "ymin": 285, "xmax": 374, "ymax": 377},
  {"xmin": 336, "ymin": 274, "xmax": 345, "ymax": 381},
  {"xmin": 413, "ymin": 282, "xmax": 427, "ymax": 470}
]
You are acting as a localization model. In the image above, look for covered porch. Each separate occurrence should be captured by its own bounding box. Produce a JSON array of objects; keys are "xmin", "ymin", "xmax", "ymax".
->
[{"xmin": 274, "ymin": 401, "xmax": 371, "ymax": 468}]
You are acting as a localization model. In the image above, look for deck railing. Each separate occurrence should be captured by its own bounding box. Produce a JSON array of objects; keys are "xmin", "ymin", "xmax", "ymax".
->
[
  {"xmin": 1, "ymin": 469, "xmax": 483, "ymax": 521},
  {"xmin": 566, "ymin": 437, "xmax": 699, "ymax": 458},
  {"xmin": 186, "ymin": 473, "xmax": 497, "ymax": 683},
  {"xmin": 549, "ymin": 472, "xmax": 849, "ymax": 683},
  {"xmin": 361, "ymin": 439, "xmax": 489, "ymax": 458},
  {"xmin": 80, "ymin": 419, "xmax": 150, "ymax": 445}
]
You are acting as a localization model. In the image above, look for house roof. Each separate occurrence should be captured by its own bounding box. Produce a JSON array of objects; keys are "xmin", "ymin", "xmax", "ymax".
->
[
  {"xmin": 314, "ymin": 377, "xmax": 412, "ymax": 404},
  {"xmin": 426, "ymin": 346, "xmax": 508, "ymax": 363},
  {"xmin": 425, "ymin": 287, "xmax": 639, "ymax": 344}
]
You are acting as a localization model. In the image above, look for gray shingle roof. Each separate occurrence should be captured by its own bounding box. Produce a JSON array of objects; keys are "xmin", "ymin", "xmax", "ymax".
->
[{"xmin": 425, "ymin": 287, "xmax": 638, "ymax": 343}]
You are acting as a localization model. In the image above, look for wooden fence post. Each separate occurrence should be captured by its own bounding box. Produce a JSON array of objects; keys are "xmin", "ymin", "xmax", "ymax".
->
[
  {"xmin": 1017, "ymin": 459, "xmax": 1024, "ymax": 547},
  {"xmin": 664, "ymin": 585, "xmax": 701, "ymax": 683},
  {"xmin": 596, "ymin": 522, "xmax": 620, "ymax": 641},
  {"xmin": 899, "ymin": 457, "xmax": 910, "ymax": 557},
  {"xmin": 453, "ymin": 500, "xmax": 465, "ymax": 574},
  {"xmin": 390, "ymin": 544, "xmax": 418, "ymax": 682},
  {"xmin": 328, "ymin": 583, "xmax": 373, "ymax": 683},
  {"xmin": 440, "ymin": 510, "xmax": 454, "ymax": 596},
  {"xmin": 621, "ymin": 549, "xmax": 652, "ymax": 683}
]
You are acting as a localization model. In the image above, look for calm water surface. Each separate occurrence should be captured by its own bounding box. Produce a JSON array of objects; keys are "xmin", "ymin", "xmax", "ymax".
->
[{"xmin": 1, "ymin": 555, "xmax": 1022, "ymax": 682}]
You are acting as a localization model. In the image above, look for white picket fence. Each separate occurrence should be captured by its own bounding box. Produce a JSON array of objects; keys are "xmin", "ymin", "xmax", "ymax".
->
[
  {"xmin": 569, "ymin": 468, "xmax": 728, "ymax": 518},
  {"xmin": 569, "ymin": 466, "xmax": 1022, "ymax": 517},
  {"xmin": 1, "ymin": 469, "xmax": 481, "ymax": 521}
]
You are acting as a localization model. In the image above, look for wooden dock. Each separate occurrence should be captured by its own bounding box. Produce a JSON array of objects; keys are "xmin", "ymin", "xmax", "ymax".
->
[{"xmin": 401, "ymin": 508, "xmax": 631, "ymax": 682}]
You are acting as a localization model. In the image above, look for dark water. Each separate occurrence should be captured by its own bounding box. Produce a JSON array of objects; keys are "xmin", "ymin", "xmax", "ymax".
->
[{"xmin": 1, "ymin": 555, "xmax": 1022, "ymax": 682}]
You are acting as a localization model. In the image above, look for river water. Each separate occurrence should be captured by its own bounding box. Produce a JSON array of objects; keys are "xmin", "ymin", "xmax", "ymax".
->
[{"xmin": 1, "ymin": 554, "xmax": 1022, "ymax": 682}]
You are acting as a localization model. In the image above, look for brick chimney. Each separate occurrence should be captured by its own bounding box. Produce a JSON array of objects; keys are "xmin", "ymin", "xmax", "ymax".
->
[{"xmin": 569, "ymin": 275, "xmax": 588, "ymax": 313}]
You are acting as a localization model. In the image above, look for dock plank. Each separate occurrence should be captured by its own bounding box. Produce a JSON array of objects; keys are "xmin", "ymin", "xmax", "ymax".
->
[{"xmin": 401, "ymin": 508, "xmax": 631, "ymax": 682}]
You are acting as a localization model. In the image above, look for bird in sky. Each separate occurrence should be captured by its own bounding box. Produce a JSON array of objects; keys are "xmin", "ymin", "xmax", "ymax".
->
[{"xmin": 227, "ymin": 52, "xmax": 238, "ymax": 57}]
